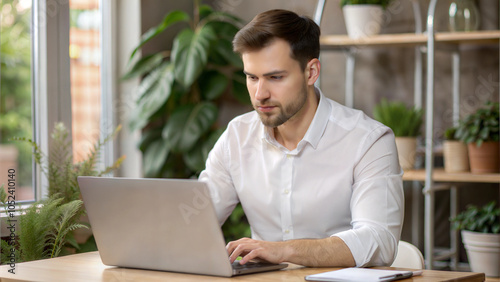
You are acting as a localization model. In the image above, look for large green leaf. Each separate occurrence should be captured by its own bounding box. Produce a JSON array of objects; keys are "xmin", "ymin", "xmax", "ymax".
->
[
  {"xmin": 199, "ymin": 70, "xmax": 228, "ymax": 101},
  {"xmin": 122, "ymin": 53, "xmax": 165, "ymax": 80},
  {"xmin": 184, "ymin": 127, "xmax": 225, "ymax": 172},
  {"xmin": 205, "ymin": 21, "xmax": 240, "ymax": 42},
  {"xmin": 129, "ymin": 62, "xmax": 174, "ymax": 130},
  {"xmin": 199, "ymin": 11, "xmax": 244, "ymax": 28},
  {"xmin": 130, "ymin": 11, "xmax": 190, "ymax": 60},
  {"xmin": 232, "ymin": 71, "xmax": 251, "ymax": 105},
  {"xmin": 183, "ymin": 142, "xmax": 206, "ymax": 173},
  {"xmin": 199, "ymin": 4, "xmax": 213, "ymax": 20},
  {"xmin": 213, "ymin": 39, "xmax": 243, "ymax": 68},
  {"xmin": 143, "ymin": 138, "xmax": 170, "ymax": 177},
  {"xmin": 172, "ymin": 26, "xmax": 216, "ymax": 87},
  {"xmin": 162, "ymin": 102, "xmax": 218, "ymax": 153},
  {"xmin": 138, "ymin": 128, "xmax": 163, "ymax": 152},
  {"xmin": 207, "ymin": 45, "xmax": 229, "ymax": 66},
  {"xmin": 135, "ymin": 61, "xmax": 169, "ymax": 101}
]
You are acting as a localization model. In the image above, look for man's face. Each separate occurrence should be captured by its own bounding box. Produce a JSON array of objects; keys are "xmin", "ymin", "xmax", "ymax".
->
[{"xmin": 242, "ymin": 39, "xmax": 309, "ymax": 128}]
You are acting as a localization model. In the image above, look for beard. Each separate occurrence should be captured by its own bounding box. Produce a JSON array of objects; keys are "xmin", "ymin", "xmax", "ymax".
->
[{"xmin": 253, "ymin": 82, "xmax": 308, "ymax": 128}]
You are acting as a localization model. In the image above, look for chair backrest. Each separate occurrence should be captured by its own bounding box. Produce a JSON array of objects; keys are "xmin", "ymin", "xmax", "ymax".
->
[{"xmin": 390, "ymin": 241, "xmax": 425, "ymax": 269}]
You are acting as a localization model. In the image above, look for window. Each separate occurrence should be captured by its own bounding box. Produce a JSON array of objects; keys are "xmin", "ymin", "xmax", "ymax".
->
[
  {"xmin": 0, "ymin": 0, "xmax": 140, "ymax": 209},
  {"xmin": 0, "ymin": 0, "xmax": 34, "ymax": 202},
  {"xmin": 69, "ymin": 0, "xmax": 102, "ymax": 164}
]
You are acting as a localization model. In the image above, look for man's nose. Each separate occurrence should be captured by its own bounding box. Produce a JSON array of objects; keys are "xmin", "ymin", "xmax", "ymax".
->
[{"xmin": 254, "ymin": 80, "xmax": 270, "ymax": 101}]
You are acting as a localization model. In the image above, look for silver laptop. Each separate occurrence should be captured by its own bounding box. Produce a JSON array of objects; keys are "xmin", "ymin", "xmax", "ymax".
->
[{"xmin": 77, "ymin": 176, "xmax": 287, "ymax": 277}]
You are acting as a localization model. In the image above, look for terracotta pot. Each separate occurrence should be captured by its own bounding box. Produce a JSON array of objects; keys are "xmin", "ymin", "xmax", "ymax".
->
[
  {"xmin": 395, "ymin": 137, "xmax": 417, "ymax": 171},
  {"xmin": 443, "ymin": 140, "xmax": 469, "ymax": 172},
  {"xmin": 342, "ymin": 5, "xmax": 384, "ymax": 39},
  {"xmin": 462, "ymin": 230, "xmax": 500, "ymax": 277},
  {"xmin": 467, "ymin": 141, "xmax": 499, "ymax": 174}
]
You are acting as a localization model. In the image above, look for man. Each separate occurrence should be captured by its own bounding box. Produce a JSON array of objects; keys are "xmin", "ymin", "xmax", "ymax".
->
[{"xmin": 198, "ymin": 9, "xmax": 403, "ymax": 268}]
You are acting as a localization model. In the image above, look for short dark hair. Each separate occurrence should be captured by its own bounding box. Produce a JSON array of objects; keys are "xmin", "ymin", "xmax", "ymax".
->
[{"xmin": 233, "ymin": 9, "xmax": 320, "ymax": 70}]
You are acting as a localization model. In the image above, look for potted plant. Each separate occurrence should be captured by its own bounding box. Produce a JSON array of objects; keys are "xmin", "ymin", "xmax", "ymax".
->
[
  {"xmin": 443, "ymin": 126, "xmax": 469, "ymax": 173},
  {"xmin": 340, "ymin": 0, "xmax": 392, "ymax": 39},
  {"xmin": 373, "ymin": 99, "xmax": 423, "ymax": 171},
  {"xmin": 0, "ymin": 123, "xmax": 124, "ymax": 263},
  {"xmin": 455, "ymin": 102, "xmax": 499, "ymax": 173},
  {"xmin": 450, "ymin": 201, "xmax": 500, "ymax": 277},
  {"xmin": 124, "ymin": 0, "xmax": 250, "ymax": 178},
  {"xmin": 123, "ymin": 1, "xmax": 251, "ymax": 242},
  {"xmin": 0, "ymin": 189, "xmax": 87, "ymax": 263}
]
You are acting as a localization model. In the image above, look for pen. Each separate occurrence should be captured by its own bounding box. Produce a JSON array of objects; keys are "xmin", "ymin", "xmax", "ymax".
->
[
  {"xmin": 380, "ymin": 273, "xmax": 404, "ymax": 279},
  {"xmin": 379, "ymin": 272, "xmax": 414, "ymax": 280}
]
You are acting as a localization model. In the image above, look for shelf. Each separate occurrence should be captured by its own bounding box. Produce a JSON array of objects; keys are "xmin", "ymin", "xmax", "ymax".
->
[
  {"xmin": 314, "ymin": 0, "xmax": 499, "ymax": 270},
  {"xmin": 320, "ymin": 30, "xmax": 500, "ymax": 49},
  {"xmin": 403, "ymin": 168, "xmax": 500, "ymax": 183}
]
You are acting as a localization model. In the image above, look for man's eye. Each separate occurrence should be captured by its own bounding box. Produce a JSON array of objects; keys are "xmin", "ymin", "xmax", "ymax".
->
[
  {"xmin": 270, "ymin": 76, "xmax": 283, "ymax": 80},
  {"xmin": 247, "ymin": 76, "xmax": 257, "ymax": 81}
]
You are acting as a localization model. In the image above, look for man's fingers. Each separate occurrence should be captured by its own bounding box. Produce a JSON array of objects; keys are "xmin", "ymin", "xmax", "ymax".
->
[
  {"xmin": 226, "ymin": 238, "xmax": 284, "ymax": 265},
  {"xmin": 238, "ymin": 249, "xmax": 261, "ymax": 264},
  {"xmin": 227, "ymin": 239, "xmax": 258, "ymax": 264}
]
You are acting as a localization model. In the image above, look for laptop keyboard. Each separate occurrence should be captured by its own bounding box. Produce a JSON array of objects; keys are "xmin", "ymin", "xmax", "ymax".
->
[{"xmin": 231, "ymin": 260, "xmax": 276, "ymax": 270}]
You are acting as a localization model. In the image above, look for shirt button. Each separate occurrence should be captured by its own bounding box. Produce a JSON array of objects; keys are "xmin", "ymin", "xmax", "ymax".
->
[
  {"xmin": 287, "ymin": 154, "xmax": 292, "ymax": 159},
  {"xmin": 285, "ymin": 229, "xmax": 290, "ymax": 234},
  {"xmin": 284, "ymin": 189, "xmax": 289, "ymax": 194}
]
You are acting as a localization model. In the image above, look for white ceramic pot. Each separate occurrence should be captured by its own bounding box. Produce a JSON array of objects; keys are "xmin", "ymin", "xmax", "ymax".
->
[
  {"xmin": 462, "ymin": 230, "xmax": 500, "ymax": 277},
  {"xmin": 395, "ymin": 137, "xmax": 417, "ymax": 171},
  {"xmin": 342, "ymin": 5, "xmax": 384, "ymax": 39}
]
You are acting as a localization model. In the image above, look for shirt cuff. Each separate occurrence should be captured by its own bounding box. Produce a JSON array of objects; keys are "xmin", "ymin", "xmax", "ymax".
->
[{"xmin": 332, "ymin": 228, "xmax": 384, "ymax": 267}]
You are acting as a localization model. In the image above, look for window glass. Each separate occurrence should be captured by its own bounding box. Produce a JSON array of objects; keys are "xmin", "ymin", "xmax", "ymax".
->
[
  {"xmin": 0, "ymin": 0, "xmax": 33, "ymax": 202},
  {"xmin": 69, "ymin": 0, "xmax": 101, "ymax": 163}
]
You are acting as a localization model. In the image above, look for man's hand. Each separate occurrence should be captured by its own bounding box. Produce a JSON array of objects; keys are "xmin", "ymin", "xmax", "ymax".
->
[
  {"xmin": 226, "ymin": 236, "xmax": 356, "ymax": 267},
  {"xmin": 226, "ymin": 238, "xmax": 289, "ymax": 265}
]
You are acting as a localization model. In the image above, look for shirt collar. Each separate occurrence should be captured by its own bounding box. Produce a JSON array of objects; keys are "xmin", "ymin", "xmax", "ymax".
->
[
  {"xmin": 261, "ymin": 87, "xmax": 331, "ymax": 151},
  {"xmin": 300, "ymin": 87, "xmax": 330, "ymax": 150}
]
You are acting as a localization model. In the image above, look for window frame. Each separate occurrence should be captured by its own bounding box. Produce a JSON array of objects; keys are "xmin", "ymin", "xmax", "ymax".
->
[
  {"xmin": 1, "ymin": 0, "xmax": 142, "ymax": 211},
  {"xmin": 32, "ymin": 0, "xmax": 72, "ymax": 201}
]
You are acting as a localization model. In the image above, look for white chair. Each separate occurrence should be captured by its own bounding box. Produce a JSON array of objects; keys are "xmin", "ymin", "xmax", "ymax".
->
[{"xmin": 391, "ymin": 241, "xmax": 425, "ymax": 269}]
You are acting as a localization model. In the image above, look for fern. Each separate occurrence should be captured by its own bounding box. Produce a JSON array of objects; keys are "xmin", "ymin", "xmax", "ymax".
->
[
  {"xmin": 0, "ymin": 239, "xmax": 20, "ymax": 266},
  {"xmin": 0, "ymin": 186, "xmax": 21, "ymax": 265},
  {"xmin": 48, "ymin": 200, "xmax": 87, "ymax": 258},
  {"xmin": 17, "ymin": 197, "xmax": 63, "ymax": 262},
  {"xmin": 0, "ymin": 185, "xmax": 8, "ymax": 215},
  {"xmin": 0, "ymin": 195, "xmax": 89, "ymax": 263},
  {"xmin": 0, "ymin": 123, "xmax": 123, "ymax": 263},
  {"xmin": 14, "ymin": 123, "xmax": 124, "ymax": 204}
]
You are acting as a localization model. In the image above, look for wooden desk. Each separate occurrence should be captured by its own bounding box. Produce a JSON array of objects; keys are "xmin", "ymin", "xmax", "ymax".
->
[{"xmin": 0, "ymin": 252, "xmax": 486, "ymax": 282}]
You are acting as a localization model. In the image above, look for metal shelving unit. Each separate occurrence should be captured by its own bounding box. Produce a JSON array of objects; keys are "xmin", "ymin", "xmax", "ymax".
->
[{"xmin": 315, "ymin": 0, "xmax": 500, "ymax": 269}]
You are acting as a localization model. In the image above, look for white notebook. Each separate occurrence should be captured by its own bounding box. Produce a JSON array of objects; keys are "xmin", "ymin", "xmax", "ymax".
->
[{"xmin": 305, "ymin": 268, "xmax": 421, "ymax": 282}]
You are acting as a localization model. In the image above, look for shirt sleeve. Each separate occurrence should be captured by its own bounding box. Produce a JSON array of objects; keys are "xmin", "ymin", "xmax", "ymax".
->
[
  {"xmin": 198, "ymin": 129, "xmax": 239, "ymax": 226},
  {"xmin": 332, "ymin": 127, "xmax": 404, "ymax": 267}
]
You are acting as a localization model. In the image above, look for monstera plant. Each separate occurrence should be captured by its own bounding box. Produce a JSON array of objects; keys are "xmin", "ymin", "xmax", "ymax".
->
[{"xmin": 124, "ymin": 1, "xmax": 250, "ymax": 178}]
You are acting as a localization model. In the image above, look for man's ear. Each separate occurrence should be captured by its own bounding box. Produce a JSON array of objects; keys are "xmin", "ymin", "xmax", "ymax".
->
[{"xmin": 305, "ymin": 58, "xmax": 320, "ymax": 86}]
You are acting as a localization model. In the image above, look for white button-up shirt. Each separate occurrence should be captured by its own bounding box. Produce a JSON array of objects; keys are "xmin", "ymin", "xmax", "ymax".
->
[{"xmin": 199, "ymin": 88, "xmax": 404, "ymax": 267}]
